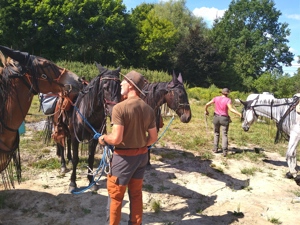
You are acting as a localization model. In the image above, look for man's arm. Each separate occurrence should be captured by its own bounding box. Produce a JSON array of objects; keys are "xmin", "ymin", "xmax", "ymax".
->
[
  {"xmin": 147, "ymin": 127, "xmax": 158, "ymax": 146},
  {"xmin": 99, "ymin": 124, "xmax": 124, "ymax": 145}
]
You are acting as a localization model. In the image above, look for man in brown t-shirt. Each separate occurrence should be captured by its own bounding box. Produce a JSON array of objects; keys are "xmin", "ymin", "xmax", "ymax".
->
[{"xmin": 98, "ymin": 70, "xmax": 157, "ymax": 225}]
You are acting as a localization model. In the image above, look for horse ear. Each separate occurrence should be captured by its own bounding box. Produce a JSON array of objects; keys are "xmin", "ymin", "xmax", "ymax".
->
[
  {"xmin": 177, "ymin": 73, "xmax": 183, "ymax": 83},
  {"xmin": 239, "ymin": 99, "xmax": 246, "ymax": 106},
  {"xmin": 172, "ymin": 70, "xmax": 177, "ymax": 83},
  {"xmin": 94, "ymin": 61, "xmax": 103, "ymax": 73},
  {"xmin": 0, "ymin": 45, "xmax": 30, "ymax": 66}
]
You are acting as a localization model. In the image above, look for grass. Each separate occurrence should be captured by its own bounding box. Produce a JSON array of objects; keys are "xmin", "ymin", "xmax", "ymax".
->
[
  {"xmin": 151, "ymin": 200, "xmax": 162, "ymax": 213},
  {"xmin": 240, "ymin": 167, "xmax": 258, "ymax": 176},
  {"xmin": 268, "ymin": 217, "xmax": 282, "ymax": 224}
]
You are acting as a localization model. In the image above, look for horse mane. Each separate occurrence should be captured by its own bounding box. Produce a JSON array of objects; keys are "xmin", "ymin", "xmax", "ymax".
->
[
  {"xmin": 76, "ymin": 75, "xmax": 102, "ymax": 118},
  {"xmin": 0, "ymin": 53, "xmax": 17, "ymax": 122},
  {"xmin": 75, "ymin": 67, "xmax": 120, "ymax": 118},
  {"xmin": 142, "ymin": 81, "xmax": 170, "ymax": 131},
  {"xmin": 253, "ymin": 98, "xmax": 297, "ymax": 143}
]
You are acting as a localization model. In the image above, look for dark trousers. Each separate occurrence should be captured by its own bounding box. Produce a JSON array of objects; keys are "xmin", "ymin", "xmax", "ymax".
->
[{"xmin": 213, "ymin": 115, "xmax": 230, "ymax": 151}]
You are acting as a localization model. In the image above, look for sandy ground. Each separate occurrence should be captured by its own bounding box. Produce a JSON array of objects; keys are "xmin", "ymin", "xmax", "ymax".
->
[{"xmin": 1, "ymin": 122, "xmax": 300, "ymax": 224}]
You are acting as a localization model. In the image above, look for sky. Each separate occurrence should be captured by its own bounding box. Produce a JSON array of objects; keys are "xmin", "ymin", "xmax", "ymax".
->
[{"xmin": 123, "ymin": 0, "xmax": 300, "ymax": 76}]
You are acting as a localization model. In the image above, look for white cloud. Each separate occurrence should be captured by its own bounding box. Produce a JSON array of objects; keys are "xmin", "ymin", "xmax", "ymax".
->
[
  {"xmin": 286, "ymin": 14, "xmax": 300, "ymax": 20},
  {"xmin": 193, "ymin": 7, "xmax": 226, "ymax": 26}
]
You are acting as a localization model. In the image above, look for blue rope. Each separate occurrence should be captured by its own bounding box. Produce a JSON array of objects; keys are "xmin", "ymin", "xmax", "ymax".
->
[
  {"xmin": 73, "ymin": 105, "xmax": 101, "ymax": 139},
  {"xmin": 149, "ymin": 115, "xmax": 174, "ymax": 149},
  {"xmin": 71, "ymin": 145, "xmax": 113, "ymax": 194}
]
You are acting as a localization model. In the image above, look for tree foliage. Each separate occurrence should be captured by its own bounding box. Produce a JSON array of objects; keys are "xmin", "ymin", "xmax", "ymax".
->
[
  {"xmin": 174, "ymin": 25, "xmax": 223, "ymax": 87},
  {"xmin": 211, "ymin": 0, "xmax": 294, "ymax": 91},
  {"xmin": 0, "ymin": 0, "xmax": 296, "ymax": 94}
]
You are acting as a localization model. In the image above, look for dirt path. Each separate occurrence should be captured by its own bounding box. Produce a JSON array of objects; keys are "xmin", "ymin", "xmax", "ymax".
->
[{"xmin": 1, "ymin": 142, "xmax": 300, "ymax": 225}]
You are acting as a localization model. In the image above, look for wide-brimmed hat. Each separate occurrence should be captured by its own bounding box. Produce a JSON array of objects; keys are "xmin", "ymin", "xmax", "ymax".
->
[
  {"xmin": 121, "ymin": 70, "xmax": 146, "ymax": 96},
  {"xmin": 221, "ymin": 88, "xmax": 230, "ymax": 94}
]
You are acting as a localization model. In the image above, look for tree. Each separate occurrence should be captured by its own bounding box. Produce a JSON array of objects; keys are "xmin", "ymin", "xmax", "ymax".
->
[
  {"xmin": 174, "ymin": 25, "xmax": 223, "ymax": 87},
  {"xmin": 211, "ymin": 0, "xmax": 294, "ymax": 91}
]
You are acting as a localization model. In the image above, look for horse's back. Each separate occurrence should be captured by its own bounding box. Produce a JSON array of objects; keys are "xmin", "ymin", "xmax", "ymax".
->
[{"xmin": 246, "ymin": 93, "xmax": 274, "ymax": 101}]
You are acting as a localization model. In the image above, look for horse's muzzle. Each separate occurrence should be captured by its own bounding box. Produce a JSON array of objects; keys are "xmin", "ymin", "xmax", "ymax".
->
[
  {"xmin": 180, "ymin": 113, "xmax": 191, "ymax": 123},
  {"xmin": 242, "ymin": 126, "xmax": 249, "ymax": 132}
]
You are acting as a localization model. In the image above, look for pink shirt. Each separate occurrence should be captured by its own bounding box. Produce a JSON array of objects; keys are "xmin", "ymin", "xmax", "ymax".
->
[{"xmin": 213, "ymin": 96, "xmax": 231, "ymax": 116}]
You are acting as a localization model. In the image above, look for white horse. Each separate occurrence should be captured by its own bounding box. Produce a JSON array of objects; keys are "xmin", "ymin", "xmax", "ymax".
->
[{"xmin": 240, "ymin": 97, "xmax": 300, "ymax": 186}]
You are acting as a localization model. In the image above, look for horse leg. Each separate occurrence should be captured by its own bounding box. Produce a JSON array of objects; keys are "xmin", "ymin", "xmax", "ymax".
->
[
  {"xmin": 57, "ymin": 143, "xmax": 67, "ymax": 174},
  {"xmin": 69, "ymin": 138, "xmax": 79, "ymax": 192},
  {"xmin": 66, "ymin": 135, "xmax": 72, "ymax": 164},
  {"xmin": 87, "ymin": 140, "xmax": 99, "ymax": 191},
  {"xmin": 286, "ymin": 126, "xmax": 300, "ymax": 184}
]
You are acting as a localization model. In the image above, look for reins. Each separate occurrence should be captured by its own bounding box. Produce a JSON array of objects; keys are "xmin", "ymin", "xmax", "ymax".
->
[{"xmin": 149, "ymin": 115, "xmax": 175, "ymax": 149}]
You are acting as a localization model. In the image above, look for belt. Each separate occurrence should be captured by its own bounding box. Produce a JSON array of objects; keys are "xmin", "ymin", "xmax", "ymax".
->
[{"xmin": 214, "ymin": 113, "xmax": 228, "ymax": 117}]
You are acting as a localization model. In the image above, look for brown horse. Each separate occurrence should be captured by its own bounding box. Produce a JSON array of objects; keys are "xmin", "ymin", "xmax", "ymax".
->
[
  {"xmin": 142, "ymin": 71, "xmax": 192, "ymax": 164},
  {"xmin": 0, "ymin": 45, "xmax": 83, "ymax": 189},
  {"xmin": 42, "ymin": 63, "xmax": 121, "ymax": 192}
]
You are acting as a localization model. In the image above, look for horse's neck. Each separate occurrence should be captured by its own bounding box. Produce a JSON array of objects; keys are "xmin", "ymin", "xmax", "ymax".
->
[
  {"xmin": 254, "ymin": 104, "xmax": 286, "ymax": 122},
  {"xmin": 0, "ymin": 80, "xmax": 33, "ymax": 150},
  {"xmin": 7, "ymin": 81, "xmax": 34, "ymax": 129},
  {"xmin": 143, "ymin": 82, "xmax": 168, "ymax": 109}
]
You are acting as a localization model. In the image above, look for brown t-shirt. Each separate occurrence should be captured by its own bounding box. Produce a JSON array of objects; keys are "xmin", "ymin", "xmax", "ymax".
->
[{"xmin": 112, "ymin": 96, "xmax": 156, "ymax": 148}]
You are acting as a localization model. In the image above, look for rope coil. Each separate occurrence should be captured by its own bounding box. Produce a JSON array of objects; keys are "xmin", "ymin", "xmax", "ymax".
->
[{"xmin": 71, "ymin": 145, "xmax": 113, "ymax": 194}]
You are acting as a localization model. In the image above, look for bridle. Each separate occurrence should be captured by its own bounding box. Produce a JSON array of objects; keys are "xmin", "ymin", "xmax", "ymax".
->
[
  {"xmin": 166, "ymin": 86, "xmax": 190, "ymax": 113},
  {"xmin": 242, "ymin": 102, "xmax": 260, "ymax": 127},
  {"xmin": 23, "ymin": 56, "xmax": 74, "ymax": 94},
  {"xmin": 100, "ymin": 76, "xmax": 121, "ymax": 108}
]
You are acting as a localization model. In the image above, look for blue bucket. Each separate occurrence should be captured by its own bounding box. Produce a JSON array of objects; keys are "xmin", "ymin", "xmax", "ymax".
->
[{"xmin": 18, "ymin": 121, "xmax": 26, "ymax": 135}]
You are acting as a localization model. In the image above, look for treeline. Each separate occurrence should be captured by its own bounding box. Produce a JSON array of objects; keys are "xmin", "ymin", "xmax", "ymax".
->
[{"xmin": 0, "ymin": 0, "xmax": 299, "ymax": 93}]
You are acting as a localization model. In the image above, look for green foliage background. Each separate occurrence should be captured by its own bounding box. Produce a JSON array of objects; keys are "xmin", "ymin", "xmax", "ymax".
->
[{"xmin": 0, "ymin": 0, "xmax": 298, "ymax": 93}]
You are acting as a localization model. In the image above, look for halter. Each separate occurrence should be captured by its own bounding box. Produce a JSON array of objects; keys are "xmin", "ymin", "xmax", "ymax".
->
[
  {"xmin": 100, "ymin": 76, "xmax": 120, "ymax": 107},
  {"xmin": 167, "ymin": 88, "xmax": 190, "ymax": 113}
]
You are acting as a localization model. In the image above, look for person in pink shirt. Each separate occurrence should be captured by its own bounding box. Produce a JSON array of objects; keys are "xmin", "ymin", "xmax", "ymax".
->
[{"xmin": 205, "ymin": 88, "xmax": 241, "ymax": 156}]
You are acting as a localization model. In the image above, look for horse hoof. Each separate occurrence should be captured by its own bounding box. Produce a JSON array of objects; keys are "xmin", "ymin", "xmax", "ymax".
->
[
  {"xmin": 60, "ymin": 167, "xmax": 68, "ymax": 174},
  {"xmin": 69, "ymin": 186, "xmax": 76, "ymax": 193},
  {"xmin": 294, "ymin": 175, "xmax": 300, "ymax": 186},
  {"xmin": 69, "ymin": 183, "xmax": 77, "ymax": 193},
  {"xmin": 286, "ymin": 172, "xmax": 294, "ymax": 179}
]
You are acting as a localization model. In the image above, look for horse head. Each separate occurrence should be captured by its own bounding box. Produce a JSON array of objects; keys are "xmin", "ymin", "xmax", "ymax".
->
[
  {"xmin": 0, "ymin": 45, "xmax": 83, "ymax": 95},
  {"xmin": 241, "ymin": 99, "xmax": 258, "ymax": 131},
  {"xmin": 165, "ymin": 71, "xmax": 191, "ymax": 123},
  {"xmin": 96, "ymin": 62, "xmax": 121, "ymax": 116}
]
